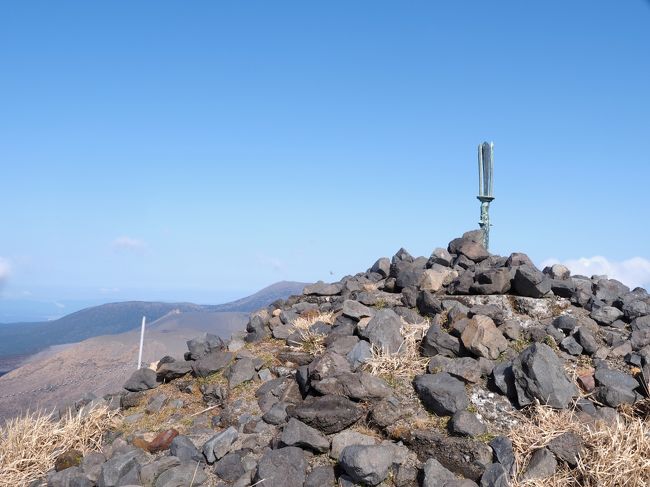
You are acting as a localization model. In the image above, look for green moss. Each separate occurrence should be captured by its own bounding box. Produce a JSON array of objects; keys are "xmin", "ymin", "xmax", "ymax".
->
[
  {"xmin": 512, "ymin": 337, "xmax": 531, "ymax": 352},
  {"xmin": 544, "ymin": 335, "xmax": 559, "ymax": 350},
  {"xmin": 476, "ymin": 432, "xmax": 496, "ymax": 443}
]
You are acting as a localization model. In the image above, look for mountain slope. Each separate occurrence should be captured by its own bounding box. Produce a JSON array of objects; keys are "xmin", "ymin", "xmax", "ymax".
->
[
  {"xmin": 205, "ymin": 281, "xmax": 306, "ymax": 312},
  {"xmin": 0, "ymin": 281, "xmax": 306, "ymax": 359}
]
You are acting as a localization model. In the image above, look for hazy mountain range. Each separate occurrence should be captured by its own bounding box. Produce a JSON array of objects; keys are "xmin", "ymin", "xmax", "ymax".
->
[
  {"xmin": 0, "ymin": 281, "xmax": 306, "ymax": 418},
  {"xmin": 0, "ymin": 281, "xmax": 306, "ymax": 364}
]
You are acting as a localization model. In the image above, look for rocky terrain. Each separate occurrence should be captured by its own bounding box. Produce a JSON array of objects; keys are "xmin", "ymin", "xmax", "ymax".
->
[
  {"xmin": 0, "ymin": 312, "xmax": 248, "ymax": 420},
  {"xmin": 13, "ymin": 230, "xmax": 650, "ymax": 486}
]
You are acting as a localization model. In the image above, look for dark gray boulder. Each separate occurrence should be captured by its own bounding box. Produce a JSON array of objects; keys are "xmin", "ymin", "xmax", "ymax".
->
[
  {"xmin": 560, "ymin": 336, "xmax": 583, "ymax": 356},
  {"xmin": 186, "ymin": 333, "xmax": 224, "ymax": 360},
  {"xmin": 360, "ymin": 309, "xmax": 404, "ymax": 354},
  {"xmin": 428, "ymin": 248, "xmax": 454, "ymax": 267},
  {"xmin": 308, "ymin": 351, "xmax": 351, "ymax": 381},
  {"xmin": 406, "ymin": 429, "xmax": 492, "ymax": 481},
  {"xmin": 489, "ymin": 436, "xmax": 516, "ymax": 477},
  {"xmin": 279, "ymin": 418, "xmax": 330, "ymax": 453},
  {"xmin": 394, "ymin": 259, "xmax": 428, "ymax": 290},
  {"xmin": 505, "ymin": 252, "xmax": 535, "ymax": 268},
  {"xmin": 413, "ymin": 373, "xmax": 469, "ymax": 415},
  {"xmin": 448, "ymin": 236, "xmax": 489, "ymax": 263},
  {"xmin": 304, "ymin": 465, "xmax": 336, "ymax": 487},
  {"xmin": 624, "ymin": 300, "xmax": 650, "ymax": 320},
  {"xmin": 421, "ymin": 457, "xmax": 456, "ymax": 487},
  {"xmin": 214, "ymin": 452, "xmax": 245, "ymax": 483},
  {"xmin": 226, "ymin": 357, "xmax": 256, "ymax": 388},
  {"xmin": 262, "ymin": 401, "xmax": 289, "ymax": 425},
  {"xmin": 48, "ymin": 467, "xmax": 93, "ymax": 487},
  {"xmin": 339, "ymin": 444, "xmax": 395, "ymax": 486},
  {"xmin": 155, "ymin": 463, "xmax": 208, "ymax": 487},
  {"xmin": 123, "ymin": 368, "xmax": 159, "ymax": 392},
  {"xmin": 96, "ymin": 450, "xmax": 142, "ymax": 487},
  {"xmin": 547, "ymin": 432, "xmax": 583, "ymax": 467},
  {"xmin": 552, "ymin": 315, "xmax": 577, "ymax": 332},
  {"xmin": 631, "ymin": 329, "xmax": 650, "ymax": 350},
  {"xmin": 449, "ymin": 411, "xmax": 487, "ymax": 437},
  {"xmin": 287, "ymin": 395, "xmax": 363, "ymax": 434},
  {"xmin": 191, "ymin": 351, "xmax": 234, "ymax": 378},
  {"xmin": 471, "ymin": 268, "xmax": 511, "ymax": 295},
  {"xmin": 202, "ymin": 426, "xmax": 238, "ymax": 463},
  {"xmin": 369, "ymin": 397, "xmax": 403, "ymax": 429},
  {"xmin": 347, "ymin": 340, "xmax": 372, "ymax": 370},
  {"xmin": 631, "ymin": 315, "xmax": 650, "ymax": 332},
  {"xmin": 512, "ymin": 265, "xmax": 551, "ymax": 298},
  {"xmin": 480, "ymin": 463, "xmax": 509, "ymax": 487},
  {"xmin": 254, "ymin": 446, "xmax": 307, "ymax": 487},
  {"xmin": 421, "ymin": 324, "xmax": 461, "ymax": 357},
  {"xmin": 551, "ymin": 278, "xmax": 576, "ymax": 298},
  {"xmin": 139, "ymin": 456, "xmax": 180, "ymax": 487},
  {"xmin": 511, "ymin": 343, "xmax": 578, "ymax": 409},
  {"xmin": 343, "ymin": 299, "xmax": 374, "ymax": 320},
  {"xmin": 575, "ymin": 328, "xmax": 599, "ymax": 355},
  {"xmin": 590, "ymin": 305, "xmax": 623, "ymax": 326},
  {"xmin": 449, "ymin": 271, "xmax": 476, "ymax": 295},
  {"xmin": 246, "ymin": 314, "xmax": 268, "ymax": 342},
  {"xmin": 370, "ymin": 257, "xmax": 391, "ymax": 278},
  {"xmin": 522, "ymin": 448, "xmax": 557, "ymax": 480},
  {"xmin": 594, "ymin": 278, "xmax": 629, "ymax": 306},
  {"xmin": 428, "ymin": 356, "xmax": 481, "ymax": 383},
  {"xmin": 311, "ymin": 371, "xmax": 392, "ymax": 401},
  {"xmin": 156, "ymin": 361, "xmax": 192, "ymax": 382},
  {"xmin": 594, "ymin": 368, "xmax": 638, "ymax": 407},
  {"xmin": 169, "ymin": 436, "xmax": 203, "ymax": 463},
  {"xmin": 304, "ymin": 281, "xmax": 343, "ymax": 296}
]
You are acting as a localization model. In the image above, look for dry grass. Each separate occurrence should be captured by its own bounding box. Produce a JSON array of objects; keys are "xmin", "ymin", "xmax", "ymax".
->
[
  {"xmin": 510, "ymin": 402, "xmax": 650, "ymax": 487},
  {"xmin": 286, "ymin": 311, "xmax": 335, "ymax": 355},
  {"xmin": 289, "ymin": 329, "xmax": 326, "ymax": 355},
  {"xmin": 116, "ymin": 381, "xmax": 210, "ymax": 436},
  {"xmin": 0, "ymin": 406, "xmax": 117, "ymax": 486},
  {"xmin": 364, "ymin": 319, "xmax": 429, "ymax": 380},
  {"xmin": 291, "ymin": 311, "xmax": 335, "ymax": 331}
]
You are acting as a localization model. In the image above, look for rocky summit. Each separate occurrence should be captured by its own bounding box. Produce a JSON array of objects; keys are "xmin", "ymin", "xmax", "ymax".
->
[{"xmin": 36, "ymin": 230, "xmax": 650, "ymax": 486}]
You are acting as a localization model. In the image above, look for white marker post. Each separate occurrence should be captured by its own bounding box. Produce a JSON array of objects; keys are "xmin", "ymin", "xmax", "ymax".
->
[{"xmin": 137, "ymin": 316, "xmax": 146, "ymax": 369}]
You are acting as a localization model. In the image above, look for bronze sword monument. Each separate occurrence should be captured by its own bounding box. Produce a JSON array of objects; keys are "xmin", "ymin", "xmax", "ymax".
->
[{"xmin": 477, "ymin": 142, "xmax": 494, "ymax": 250}]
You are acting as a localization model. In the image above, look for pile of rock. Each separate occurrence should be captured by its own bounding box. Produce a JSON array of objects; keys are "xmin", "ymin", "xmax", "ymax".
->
[{"xmin": 44, "ymin": 230, "xmax": 650, "ymax": 486}]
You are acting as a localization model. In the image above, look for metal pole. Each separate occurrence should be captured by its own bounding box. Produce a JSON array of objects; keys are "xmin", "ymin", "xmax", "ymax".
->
[
  {"xmin": 477, "ymin": 142, "xmax": 494, "ymax": 250},
  {"xmin": 137, "ymin": 316, "xmax": 146, "ymax": 369}
]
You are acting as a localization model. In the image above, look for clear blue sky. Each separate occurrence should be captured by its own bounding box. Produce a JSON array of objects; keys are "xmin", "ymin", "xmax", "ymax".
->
[{"xmin": 1, "ymin": 1, "xmax": 649, "ymax": 320}]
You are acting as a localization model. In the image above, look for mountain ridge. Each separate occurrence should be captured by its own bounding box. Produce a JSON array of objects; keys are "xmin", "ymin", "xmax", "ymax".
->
[{"xmin": 0, "ymin": 281, "xmax": 306, "ymax": 359}]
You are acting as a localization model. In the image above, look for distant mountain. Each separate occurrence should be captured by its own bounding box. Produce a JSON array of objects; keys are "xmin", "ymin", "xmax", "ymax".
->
[
  {"xmin": 0, "ymin": 281, "xmax": 306, "ymax": 360},
  {"xmin": 206, "ymin": 281, "xmax": 307, "ymax": 312}
]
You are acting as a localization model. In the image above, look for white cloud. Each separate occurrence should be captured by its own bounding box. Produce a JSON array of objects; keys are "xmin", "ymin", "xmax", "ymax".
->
[
  {"xmin": 112, "ymin": 236, "xmax": 147, "ymax": 253},
  {"xmin": 0, "ymin": 257, "xmax": 10, "ymax": 291},
  {"xmin": 541, "ymin": 256, "xmax": 650, "ymax": 289}
]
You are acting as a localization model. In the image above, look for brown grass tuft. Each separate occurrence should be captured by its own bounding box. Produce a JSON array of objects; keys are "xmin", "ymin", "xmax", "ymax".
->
[
  {"xmin": 288, "ymin": 329, "xmax": 326, "ymax": 355},
  {"xmin": 291, "ymin": 311, "xmax": 335, "ymax": 331},
  {"xmin": 0, "ymin": 406, "xmax": 117, "ymax": 486},
  {"xmin": 510, "ymin": 403, "xmax": 650, "ymax": 487},
  {"xmin": 364, "ymin": 319, "xmax": 429, "ymax": 380}
]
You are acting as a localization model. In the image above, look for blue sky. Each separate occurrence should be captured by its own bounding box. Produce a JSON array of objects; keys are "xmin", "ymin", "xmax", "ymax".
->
[{"xmin": 1, "ymin": 1, "xmax": 649, "ymax": 320}]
